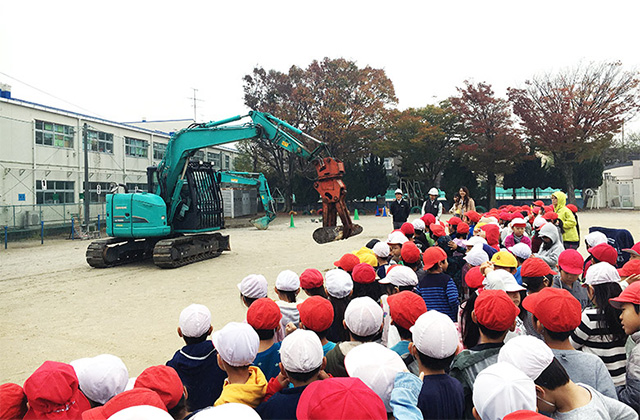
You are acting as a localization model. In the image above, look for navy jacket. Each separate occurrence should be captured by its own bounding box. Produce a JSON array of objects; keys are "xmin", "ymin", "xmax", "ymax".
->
[
  {"xmin": 166, "ymin": 340, "xmax": 227, "ymax": 411},
  {"xmin": 255, "ymin": 385, "xmax": 307, "ymax": 419}
]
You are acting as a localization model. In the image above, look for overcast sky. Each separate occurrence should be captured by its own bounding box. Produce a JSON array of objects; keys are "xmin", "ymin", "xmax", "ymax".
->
[{"xmin": 2, "ymin": 0, "xmax": 640, "ymax": 133}]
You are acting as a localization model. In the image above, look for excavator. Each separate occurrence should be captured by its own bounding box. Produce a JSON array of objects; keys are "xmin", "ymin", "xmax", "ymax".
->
[
  {"xmin": 218, "ymin": 170, "xmax": 277, "ymax": 230},
  {"xmin": 86, "ymin": 111, "xmax": 362, "ymax": 269}
]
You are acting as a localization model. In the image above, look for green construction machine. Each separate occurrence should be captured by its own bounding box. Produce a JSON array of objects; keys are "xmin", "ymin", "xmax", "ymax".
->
[
  {"xmin": 219, "ymin": 171, "xmax": 277, "ymax": 230},
  {"xmin": 86, "ymin": 111, "xmax": 362, "ymax": 269}
]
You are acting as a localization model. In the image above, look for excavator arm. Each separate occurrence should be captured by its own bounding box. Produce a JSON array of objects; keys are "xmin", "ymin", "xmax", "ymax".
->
[{"xmin": 219, "ymin": 171, "xmax": 277, "ymax": 229}]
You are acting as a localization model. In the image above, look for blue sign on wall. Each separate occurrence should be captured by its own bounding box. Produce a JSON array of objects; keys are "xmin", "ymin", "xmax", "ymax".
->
[{"xmin": 18, "ymin": 194, "xmax": 26, "ymax": 201}]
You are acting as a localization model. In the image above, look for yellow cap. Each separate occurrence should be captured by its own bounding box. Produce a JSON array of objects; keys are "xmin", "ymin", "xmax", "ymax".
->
[{"xmin": 491, "ymin": 250, "xmax": 518, "ymax": 268}]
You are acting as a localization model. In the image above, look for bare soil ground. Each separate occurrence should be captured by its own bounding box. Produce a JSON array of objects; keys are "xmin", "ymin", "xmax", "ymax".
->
[{"xmin": 1, "ymin": 209, "xmax": 639, "ymax": 384}]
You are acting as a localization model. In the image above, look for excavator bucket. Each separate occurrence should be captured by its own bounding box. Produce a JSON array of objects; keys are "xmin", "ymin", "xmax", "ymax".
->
[
  {"xmin": 313, "ymin": 224, "xmax": 363, "ymax": 244},
  {"xmin": 251, "ymin": 216, "xmax": 272, "ymax": 230}
]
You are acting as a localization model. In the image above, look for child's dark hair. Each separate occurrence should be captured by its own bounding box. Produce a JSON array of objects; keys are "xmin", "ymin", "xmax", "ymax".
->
[
  {"xmin": 183, "ymin": 330, "xmax": 209, "ymax": 346},
  {"xmin": 403, "ymin": 260, "xmax": 421, "ymax": 271},
  {"xmin": 383, "ymin": 283, "xmax": 397, "ymax": 296},
  {"xmin": 461, "ymin": 293, "xmax": 480, "ymax": 349},
  {"xmin": 327, "ymin": 296, "xmax": 351, "ymax": 342},
  {"xmin": 277, "ymin": 289, "xmax": 298, "ymax": 303},
  {"xmin": 349, "ymin": 328, "xmax": 382, "ymax": 343},
  {"xmin": 522, "ymin": 275, "xmax": 550, "ymax": 293},
  {"xmin": 304, "ymin": 286, "xmax": 328, "ymax": 298},
  {"xmin": 478, "ymin": 324, "xmax": 508, "ymax": 340},
  {"xmin": 254, "ymin": 328, "xmax": 275, "ymax": 341},
  {"xmin": 311, "ymin": 328, "xmax": 330, "ymax": 341},
  {"xmin": 426, "ymin": 262, "xmax": 440, "ymax": 272},
  {"xmin": 168, "ymin": 394, "xmax": 188, "ymax": 418},
  {"xmin": 352, "ymin": 282, "xmax": 382, "ymax": 303},
  {"xmin": 241, "ymin": 293, "xmax": 259, "ymax": 308},
  {"xmin": 591, "ymin": 282, "xmax": 626, "ymax": 342},
  {"xmin": 534, "ymin": 315, "xmax": 572, "ymax": 341},
  {"xmin": 535, "ymin": 357, "xmax": 570, "ymax": 390},
  {"xmin": 285, "ymin": 365, "xmax": 321, "ymax": 383},
  {"xmin": 635, "ymin": 304, "xmax": 640, "ymax": 314},
  {"xmin": 416, "ymin": 350, "xmax": 455, "ymax": 372},
  {"xmin": 395, "ymin": 324, "xmax": 412, "ymax": 341}
]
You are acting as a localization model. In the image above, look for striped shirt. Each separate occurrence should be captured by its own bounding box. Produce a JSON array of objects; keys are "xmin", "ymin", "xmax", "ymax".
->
[
  {"xmin": 570, "ymin": 308, "xmax": 627, "ymax": 386},
  {"xmin": 415, "ymin": 271, "xmax": 459, "ymax": 322}
]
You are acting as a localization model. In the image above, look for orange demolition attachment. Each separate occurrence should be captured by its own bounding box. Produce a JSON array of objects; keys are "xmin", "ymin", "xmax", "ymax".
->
[{"xmin": 311, "ymin": 157, "xmax": 363, "ymax": 244}]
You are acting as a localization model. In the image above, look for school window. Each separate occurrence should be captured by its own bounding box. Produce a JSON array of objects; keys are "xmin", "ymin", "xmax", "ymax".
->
[
  {"xmin": 85, "ymin": 182, "xmax": 114, "ymax": 203},
  {"xmin": 224, "ymin": 154, "xmax": 230, "ymax": 169},
  {"xmin": 207, "ymin": 152, "xmax": 221, "ymax": 169},
  {"xmin": 86, "ymin": 130, "xmax": 114, "ymax": 153},
  {"xmin": 190, "ymin": 150, "xmax": 205, "ymax": 162},
  {"xmin": 35, "ymin": 120, "xmax": 74, "ymax": 148},
  {"xmin": 153, "ymin": 142, "xmax": 167, "ymax": 160},
  {"xmin": 125, "ymin": 183, "xmax": 148, "ymax": 193},
  {"xmin": 36, "ymin": 180, "xmax": 75, "ymax": 204},
  {"xmin": 125, "ymin": 137, "xmax": 149, "ymax": 158}
]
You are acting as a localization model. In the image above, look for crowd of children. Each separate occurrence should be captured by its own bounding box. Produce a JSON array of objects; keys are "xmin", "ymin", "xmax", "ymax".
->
[{"xmin": 5, "ymin": 192, "xmax": 640, "ymax": 420}]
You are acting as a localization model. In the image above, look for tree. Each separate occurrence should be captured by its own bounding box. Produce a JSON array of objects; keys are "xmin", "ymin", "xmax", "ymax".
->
[
  {"xmin": 508, "ymin": 61, "xmax": 640, "ymax": 204},
  {"xmin": 375, "ymin": 102, "xmax": 462, "ymax": 189},
  {"xmin": 502, "ymin": 153, "xmax": 551, "ymax": 200},
  {"xmin": 242, "ymin": 57, "xmax": 397, "ymax": 211},
  {"xmin": 602, "ymin": 131, "xmax": 640, "ymax": 166},
  {"xmin": 440, "ymin": 159, "xmax": 481, "ymax": 210},
  {"xmin": 450, "ymin": 81, "xmax": 524, "ymax": 209}
]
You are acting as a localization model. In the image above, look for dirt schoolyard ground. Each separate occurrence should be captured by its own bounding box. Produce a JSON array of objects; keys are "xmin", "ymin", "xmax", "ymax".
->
[{"xmin": 1, "ymin": 209, "xmax": 639, "ymax": 384}]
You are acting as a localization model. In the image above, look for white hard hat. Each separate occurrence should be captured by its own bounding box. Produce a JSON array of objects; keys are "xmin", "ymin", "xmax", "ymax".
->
[
  {"xmin": 394, "ymin": 189, "xmax": 403, "ymax": 195},
  {"xmin": 428, "ymin": 188, "xmax": 439, "ymax": 196}
]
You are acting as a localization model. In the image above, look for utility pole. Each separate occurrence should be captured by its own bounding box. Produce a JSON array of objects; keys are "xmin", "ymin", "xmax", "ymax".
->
[
  {"xmin": 189, "ymin": 88, "xmax": 204, "ymax": 123},
  {"xmin": 83, "ymin": 123, "xmax": 90, "ymax": 228}
]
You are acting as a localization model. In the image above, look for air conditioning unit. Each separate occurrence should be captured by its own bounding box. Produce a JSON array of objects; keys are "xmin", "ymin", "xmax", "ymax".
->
[{"xmin": 23, "ymin": 211, "xmax": 41, "ymax": 227}]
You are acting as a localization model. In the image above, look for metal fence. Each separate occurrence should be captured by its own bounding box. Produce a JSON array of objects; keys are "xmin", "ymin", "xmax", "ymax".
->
[{"xmin": 0, "ymin": 202, "xmax": 106, "ymax": 231}]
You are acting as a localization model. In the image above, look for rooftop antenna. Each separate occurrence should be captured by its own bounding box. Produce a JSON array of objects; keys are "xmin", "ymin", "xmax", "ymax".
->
[{"xmin": 189, "ymin": 88, "xmax": 204, "ymax": 123}]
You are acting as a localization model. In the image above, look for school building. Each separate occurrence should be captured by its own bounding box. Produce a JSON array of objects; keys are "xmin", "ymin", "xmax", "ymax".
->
[{"xmin": 0, "ymin": 85, "xmax": 239, "ymax": 229}]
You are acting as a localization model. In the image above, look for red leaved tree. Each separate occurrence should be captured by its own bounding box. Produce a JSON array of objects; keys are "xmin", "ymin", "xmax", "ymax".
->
[
  {"xmin": 450, "ymin": 81, "xmax": 524, "ymax": 209},
  {"xmin": 508, "ymin": 61, "xmax": 640, "ymax": 204}
]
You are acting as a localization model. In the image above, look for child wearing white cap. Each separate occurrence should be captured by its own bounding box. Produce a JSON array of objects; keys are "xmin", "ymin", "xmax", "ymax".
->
[
  {"xmin": 274, "ymin": 270, "xmax": 303, "ymax": 328},
  {"xmin": 324, "ymin": 297, "xmax": 384, "ymax": 378},
  {"xmin": 166, "ymin": 304, "xmax": 227, "ymax": 411},
  {"xmin": 238, "ymin": 274, "xmax": 269, "ymax": 308},
  {"xmin": 409, "ymin": 311, "xmax": 465, "ymax": 419},
  {"xmin": 70, "ymin": 354, "xmax": 128, "ymax": 407},
  {"xmin": 472, "ymin": 362, "xmax": 537, "ymax": 420},
  {"xmin": 324, "ymin": 269, "xmax": 354, "ymax": 343},
  {"xmin": 255, "ymin": 330, "xmax": 326, "ymax": 419},
  {"xmin": 212, "ymin": 322, "xmax": 267, "ymax": 408}
]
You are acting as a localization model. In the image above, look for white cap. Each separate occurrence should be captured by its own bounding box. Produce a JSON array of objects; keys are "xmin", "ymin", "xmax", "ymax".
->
[
  {"xmin": 275, "ymin": 270, "xmax": 300, "ymax": 292},
  {"xmin": 410, "ymin": 311, "xmax": 459, "ymax": 359},
  {"xmin": 466, "ymin": 236, "xmax": 487, "ymax": 248},
  {"xmin": 395, "ymin": 188, "xmax": 403, "ymax": 195},
  {"xmin": 585, "ymin": 262, "xmax": 621, "ymax": 285},
  {"xmin": 483, "ymin": 269, "xmax": 526, "ymax": 292},
  {"xmin": 179, "ymin": 304, "xmax": 211, "ymax": 338},
  {"xmin": 107, "ymin": 406, "xmax": 173, "ymax": 420},
  {"xmin": 533, "ymin": 216, "xmax": 546, "ymax": 228},
  {"xmin": 344, "ymin": 343, "xmax": 406, "ymax": 412},
  {"xmin": 237, "ymin": 274, "xmax": 268, "ymax": 299},
  {"xmin": 212, "ymin": 322, "xmax": 260, "ymax": 367},
  {"xmin": 378, "ymin": 265, "xmax": 418, "ymax": 286},
  {"xmin": 411, "ymin": 218, "xmax": 426, "ymax": 232},
  {"xmin": 498, "ymin": 335, "xmax": 554, "ymax": 380},
  {"xmin": 373, "ymin": 241, "xmax": 391, "ymax": 258},
  {"xmin": 387, "ymin": 231, "xmax": 409, "ymax": 245},
  {"xmin": 508, "ymin": 243, "xmax": 532, "ymax": 260},
  {"xmin": 464, "ymin": 247, "xmax": 489, "ymax": 267},
  {"xmin": 509, "ymin": 217, "xmax": 527, "ymax": 228},
  {"xmin": 70, "ymin": 354, "xmax": 129, "ymax": 405},
  {"xmin": 344, "ymin": 297, "xmax": 383, "ymax": 337},
  {"xmin": 585, "ymin": 231, "xmax": 609, "ymax": 248},
  {"xmin": 473, "ymin": 362, "xmax": 537, "ymax": 420},
  {"xmin": 428, "ymin": 187, "xmax": 439, "ymax": 196},
  {"xmin": 325, "ymin": 269, "xmax": 353, "ymax": 299},
  {"xmin": 189, "ymin": 404, "xmax": 261, "ymax": 419},
  {"xmin": 280, "ymin": 329, "xmax": 324, "ymax": 373}
]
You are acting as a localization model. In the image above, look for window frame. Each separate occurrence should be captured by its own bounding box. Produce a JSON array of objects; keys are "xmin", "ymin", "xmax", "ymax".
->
[{"xmin": 35, "ymin": 120, "xmax": 75, "ymax": 148}]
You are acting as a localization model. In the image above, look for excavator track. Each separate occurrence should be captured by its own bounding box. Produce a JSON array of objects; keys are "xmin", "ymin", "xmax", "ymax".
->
[
  {"xmin": 86, "ymin": 237, "xmax": 158, "ymax": 268},
  {"xmin": 153, "ymin": 232, "xmax": 230, "ymax": 269}
]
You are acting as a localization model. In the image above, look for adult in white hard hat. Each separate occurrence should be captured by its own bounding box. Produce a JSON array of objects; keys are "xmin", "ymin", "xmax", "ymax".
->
[{"xmin": 390, "ymin": 188, "xmax": 410, "ymax": 229}]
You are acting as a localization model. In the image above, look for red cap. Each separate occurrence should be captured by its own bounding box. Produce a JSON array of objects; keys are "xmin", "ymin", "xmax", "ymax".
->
[
  {"xmin": 429, "ymin": 223, "xmax": 446, "ymax": 237},
  {"xmin": 588, "ymin": 243, "xmax": 618, "ymax": 266},
  {"xmin": 23, "ymin": 361, "xmax": 91, "ymax": 420},
  {"xmin": 0, "ymin": 383, "xmax": 27, "ymax": 420},
  {"xmin": 465, "ymin": 210, "xmax": 481, "ymax": 223},
  {"xmin": 296, "ymin": 377, "xmax": 386, "ymax": 420},
  {"xmin": 246, "ymin": 297, "xmax": 283, "ymax": 330},
  {"xmin": 457, "ymin": 222, "xmax": 470, "ymax": 234},
  {"xmin": 533, "ymin": 200, "xmax": 545, "ymax": 207},
  {"xmin": 422, "ymin": 246, "xmax": 447, "ymax": 268},
  {"xmin": 134, "ymin": 366, "xmax": 183, "ymax": 410},
  {"xmin": 448, "ymin": 216, "xmax": 462, "ymax": 226},
  {"xmin": 334, "ymin": 253, "xmax": 360, "ymax": 273},
  {"xmin": 475, "ymin": 289, "xmax": 520, "ymax": 331},
  {"xmin": 522, "ymin": 287, "xmax": 582, "ymax": 332},
  {"xmin": 401, "ymin": 241, "xmax": 421, "ymax": 264},
  {"xmin": 387, "ymin": 291, "xmax": 428, "ymax": 330},
  {"xmin": 566, "ymin": 204, "xmax": 578, "ymax": 213},
  {"xmin": 544, "ymin": 205, "xmax": 554, "ymax": 213},
  {"xmin": 542, "ymin": 212, "xmax": 558, "ymax": 221},
  {"xmin": 504, "ymin": 410, "xmax": 549, "ymax": 419},
  {"xmin": 521, "ymin": 257, "xmax": 557, "ymax": 277},
  {"xmin": 82, "ymin": 388, "xmax": 167, "ymax": 420},
  {"xmin": 557, "ymin": 249, "xmax": 584, "ymax": 275},
  {"xmin": 532, "ymin": 206, "xmax": 541, "ymax": 214},
  {"xmin": 465, "ymin": 266, "xmax": 485, "ymax": 289},
  {"xmin": 300, "ymin": 268, "xmax": 324, "ymax": 289},
  {"xmin": 400, "ymin": 222, "xmax": 415, "ymax": 236},
  {"xmin": 610, "ymin": 281, "xmax": 640, "ymax": 309},
  {"xmin": 298, "ymin": 296, "xmax": 334, "ymax": 332},
  {"xmin": 623, "ymin": 242, "xmax": 640, "ymax": 257},
  {"xmin": 499, "ymin": 212, "xmax": 512, "ymax": 222},
  {"xmin": 352, "ymin": 263, "xmax": 376, "ymax": 284},
  {"xmin": 421, "ymin": 213, "xmax": 436, "ymax": 226},
  {"xmin": 618, "ymin": 259, "xmax": 640, "ymax": 277}
]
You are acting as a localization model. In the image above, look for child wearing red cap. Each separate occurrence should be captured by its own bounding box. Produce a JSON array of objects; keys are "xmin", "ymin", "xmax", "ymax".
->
[
  {"xmin": 551, "ymin": 249, "xmax": 590, "ymax": 309},
  {"xmin": 299, "ymin": 269, "xmax": 327, "ymax": 298},
  {"xmin": 387, "ymin": 291, "xmax": 427, "ymax": 359},
  {"xmin": 134, "ymin": 365, "xmax": 189, "ymax": 419},
  {"xmin": 297, "ymin": 296, "xmax": 336, "ymax": 355},
  {"xmin": 247, "ymin": 298, "xmax": 284, "ymax": 381},
  {"xmin": 523, "ymin": 288, "xmax": 617, "ymax": 399},
  {"xmin": 415, "ymin": 246, "xmax": 459, "ymax": 322},
  {"xmin": 450, "ymin": 289, "xmax": 519, "ymax": 418},
  {"xmin": 351, "ymin": 263, "xmax": 382, "ymax": 303},
  {"xmin": 0, "ymin": 383, "xmax": 27, "ymax": 420}
]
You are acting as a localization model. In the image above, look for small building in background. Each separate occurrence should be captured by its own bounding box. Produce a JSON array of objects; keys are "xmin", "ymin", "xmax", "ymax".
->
[{"xmin": 591, "ymin": 161, "xmax": 640, "ymax": 209}]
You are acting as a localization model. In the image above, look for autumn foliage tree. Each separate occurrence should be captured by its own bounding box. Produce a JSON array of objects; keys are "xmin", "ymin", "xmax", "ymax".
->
[
  {"xmin": 242, "ymin": 58, "xmax": 397, "ymax": 210},
  {"xmin": 450, "ymin": 81, "xmax": 524, "ymax": 209},
  {"xmin": 508, "ymin": 61, "xmax": 640, "ymax": 204}
]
